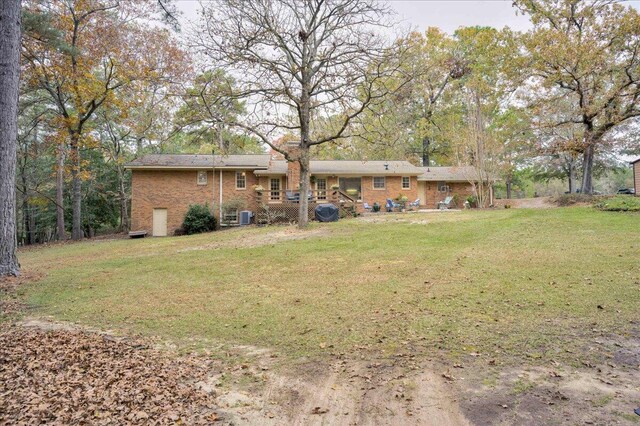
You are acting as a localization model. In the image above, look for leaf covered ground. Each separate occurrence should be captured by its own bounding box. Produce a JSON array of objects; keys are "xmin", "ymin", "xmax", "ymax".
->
[{"xmin": 0, "ymin": 324, "xmax": 220, "ymax": 425}]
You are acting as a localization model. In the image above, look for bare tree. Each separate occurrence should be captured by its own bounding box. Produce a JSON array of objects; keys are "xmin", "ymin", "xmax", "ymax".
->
[
  {"xmin": 195, "ymin": 0, "xmax": 408, "ymax": 227},
  {"xmin": 0, "ymin": 0, "xmax": 21, "ymax": 276}
]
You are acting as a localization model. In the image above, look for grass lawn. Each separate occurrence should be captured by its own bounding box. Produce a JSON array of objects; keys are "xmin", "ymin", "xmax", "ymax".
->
[{"xmin": 16, "ymin": 207, "xmax": 640, "ymax": 367}]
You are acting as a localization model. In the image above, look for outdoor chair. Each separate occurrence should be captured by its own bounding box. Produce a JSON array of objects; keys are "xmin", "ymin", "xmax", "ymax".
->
[
  {"xmin": 409, "ymin": 198, "xmax": 420, "ymax": 208},
  {"xmin": 386, "ymin": 198, "xmax": 399, "ymax": 212},
  {"xmin": 286, "ymin": 191, "xmax": 313, "ymax": 202},
  {"xmin": 285, "ymin": 191, "xmax": 299, "ymax": 202},
  {"xmin": 363, "ymin": 202, "xmax": 372, "ymax": 210},
  {"xmin": 438, "ymin": 196, "xmax": 454, "ymax": 210}
]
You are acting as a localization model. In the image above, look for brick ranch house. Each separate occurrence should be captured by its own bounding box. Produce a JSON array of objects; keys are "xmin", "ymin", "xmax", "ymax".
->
[{"xmin": 125, "ymin": 154, "xmax": 489, "ymax": 236}]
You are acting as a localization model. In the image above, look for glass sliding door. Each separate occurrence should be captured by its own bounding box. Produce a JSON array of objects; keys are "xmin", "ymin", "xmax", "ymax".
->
[{"xmin": 339, "ymin": 177, "xmax": 362, "ymax": 201}]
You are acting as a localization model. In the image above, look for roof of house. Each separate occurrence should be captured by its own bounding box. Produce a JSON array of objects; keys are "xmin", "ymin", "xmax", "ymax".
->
[
  {"xmin": 125, "ymin": 154, "xmax": 482, "ymax": 180},
  {"xmin": 631, "ymin": 158, "xmax": 640, "ymax": 164},
  {"xmin": 254, "ymin": 160, "xmax": 424, "ymax": 176},
  {"xmin": 417, "ymin": 166, "xmax": 477, "ymax": 182},
  {"xmin": 125, "ymin": 154, "xmax": 270, "ymax": 169}
]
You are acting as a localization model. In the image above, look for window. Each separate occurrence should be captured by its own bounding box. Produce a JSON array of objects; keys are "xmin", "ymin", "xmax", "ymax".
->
[
  {"xmin": 316, "ymin": 178, "xmax": 327, "ymax": 200},
  {"xmin": 236, "ymin": 171, "xmax": 246, "ymax": 189},
  {"xmin": 223, "ymin": 209, "xmax": 238, "ymax": 224},
  {"xmin": 437, "ymin": 181, "xmax": 450, "ymax": 192},
  {"xmin": 402, "ymin": 176, "xmax": 411, "ymax": 189},
  {"xmin": 197, "ymin": 171, "xmax": 208, "ymax": 185},
  {"xmin": 270, "ymin": 178, "xmax": 281, "ymax": 201},
  {"xmin": 373, "ymin": 176, "xmax": 386, "ymax": 189}
]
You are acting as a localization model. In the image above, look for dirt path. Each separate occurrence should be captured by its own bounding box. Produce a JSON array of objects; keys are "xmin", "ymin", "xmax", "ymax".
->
[
  {"xmin": 217, "ymin": 358, "xmax": 470, "ymax": 426},
  {"xmin": 493, "ymin": 197, "xmax": 554, "ymax": 209}
]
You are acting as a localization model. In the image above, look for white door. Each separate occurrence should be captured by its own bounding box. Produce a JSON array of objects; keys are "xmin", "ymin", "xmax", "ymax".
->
[
  {"xmin": 152, "ymin": 208, "xmax": 167, "ymax": 236},
  {"xmin": 418, "ymin": 181, "xmax": 427, "ymax": 206}
]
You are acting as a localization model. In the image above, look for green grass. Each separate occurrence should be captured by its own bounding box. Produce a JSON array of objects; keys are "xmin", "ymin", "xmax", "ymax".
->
[
  {"xmin": 17, "ymin": 208, "xmax": 640, "ymax": 366},
  {"xmin": 594, "ymin": 195, "xmax": 640, "ymax": 212}
]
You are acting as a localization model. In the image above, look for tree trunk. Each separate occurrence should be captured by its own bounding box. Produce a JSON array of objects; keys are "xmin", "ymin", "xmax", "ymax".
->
[
  {"xmin": 580, "ymin": 142, "xmax": 594, "ymax": 194},
  {"xmin": 422, "ymin": 137, "xmax": 430, "ymax": 167},
  {"xmin": 506, "ymin": 178, "xmax": 512, "ymax": 199},
  {"xmin": 472, "ymin": 90, "xmax": 486, "ymax": 208},
  {"xmin": 298, "ymin": 66, "xmax": 311, "ymax": 228},
  {"xmin": 117, "ymin": 165, "xmax": 129, "ymax": 231},
  {"xmin": 70, "ymin": 134, "xmax": 83, "ymax": 240},
  {"xmin": 568, "ymin": 162, "xmax": 576, "ymax": 193},
  {"xmin": 56, "ymin": 145, "xmax": 66, "ymax": 240},
  {"xmin": 0, "ymin": 0, "xmax": 21, "ymax": 276},
  {"xmin": 297, "ymin": 152, "xmax": 310, "ymax": 229}
]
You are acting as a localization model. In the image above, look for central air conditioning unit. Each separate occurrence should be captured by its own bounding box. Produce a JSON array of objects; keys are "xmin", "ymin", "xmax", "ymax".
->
[{"xmin": 239, "ymin": 210, "xmax": 253, "ymax": 226}]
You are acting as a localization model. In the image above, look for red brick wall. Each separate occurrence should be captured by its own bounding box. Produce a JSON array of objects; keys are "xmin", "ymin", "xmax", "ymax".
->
[
  {"xmin": 130, "ymin": 169, "xmax": 259, "ymax": 235},
  {"xmin": 287, "ymin": 161, "xmax": 301, "ymax": 190},
  {"xmin": 360, "ymin": 176, "xmax": 418, "ymax": 207},
  {"xmin": 131, "ymin": 170, "xmax": 215, "ymax": 235},
  {"xmin": 420, "ymin": 181, "xmax": 475, "ymax": 209},
  {"xmin": 214, "ymin": 169, "xmax": 259, "ymax": 213},
  {"xmin": 634, "ymin": 162, "xmax": 639, "ymax": 196}
]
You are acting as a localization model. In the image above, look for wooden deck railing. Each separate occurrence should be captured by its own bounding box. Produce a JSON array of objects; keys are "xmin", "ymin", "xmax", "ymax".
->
[
  {"xmin": 256, "ymin": 189, "xmax": 331, "ymax": 204},
  {"xmin": 254, "ymin": 189, "xmax": 358, "ymax": 224}
]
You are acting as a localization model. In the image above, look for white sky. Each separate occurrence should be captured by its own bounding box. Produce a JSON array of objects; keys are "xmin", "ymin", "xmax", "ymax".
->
[{"xmin": 175, "ymin": 0, "xmax": 640, "ymax": 34}]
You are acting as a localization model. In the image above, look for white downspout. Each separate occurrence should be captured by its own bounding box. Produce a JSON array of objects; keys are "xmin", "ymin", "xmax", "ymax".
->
[{"xmin": 219, "ymin": 169, "xmax": 223, "ymax": 219}]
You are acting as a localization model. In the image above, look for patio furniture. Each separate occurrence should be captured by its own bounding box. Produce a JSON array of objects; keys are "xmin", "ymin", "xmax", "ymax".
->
[
  {"xmin": 386, "ymin": 198, "xmax": 399, "ymax": 212},
  {"xmin": 363, "ymin": 202, "xmax": 372, "ymax": 210},
  {"xmin": 438, "ymin": 196, "xmax": 454, "ymax": 210},
  {"xmin": 285, "ymin": 191, "xmax": 314, "ymax": 202},
  {"xmin": 128, "ymin": 230, "xmax": 147, "ymax": 239},
  {"xmin": 409, "ymin": 198, "xmax": 420, "ymax": 208},
  {"xmin": 285, "ymin": 191, "xmax": 299, "ymax": 202}
]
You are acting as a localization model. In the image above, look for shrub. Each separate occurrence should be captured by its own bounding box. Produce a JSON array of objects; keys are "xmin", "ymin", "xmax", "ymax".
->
[
  {"xmin": 594, "ymin": 196, "xmax": 640, "ymax": 212},
  {"xmin": 552, "ymin": 194, "xmax": 595, "ymax": 207},
  {"xmin": 466, "ymin": 195, "xmax": 478, "ymax": 208},
  {"xmin": 182, "ymin": 204, "xmax": 216, "ymax": 235}
]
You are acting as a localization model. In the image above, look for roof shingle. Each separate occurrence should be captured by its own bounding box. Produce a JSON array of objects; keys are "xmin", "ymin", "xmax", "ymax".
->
[
  {"xmin": 125, "ymin": 154, "xmax": 270, "ymax": 169},
  {"xmin": 125, "ymin": 154, "xmax": 482, "ymax": 181},
  {"xmin": 417, "ymin": 166, "xmax": 478, "ymax": 182}
]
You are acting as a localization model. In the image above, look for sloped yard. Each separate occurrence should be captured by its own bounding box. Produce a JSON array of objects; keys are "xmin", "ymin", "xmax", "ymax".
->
[{"xmin": 3, "ymin": 207, "xmax": 640, "ymax": 424}]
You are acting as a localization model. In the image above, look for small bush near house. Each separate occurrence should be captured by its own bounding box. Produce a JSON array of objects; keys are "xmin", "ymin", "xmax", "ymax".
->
[
  {"xmin": 594, "ymin": 196, "xmax": 640, "ymax": 212},
  {"xmin": 466, "ymin": 195, "xmax": 477, "ymax": 208},
  {"xmin": 182, "ymin": 204, "xmax": 216, "ymax": 235}
]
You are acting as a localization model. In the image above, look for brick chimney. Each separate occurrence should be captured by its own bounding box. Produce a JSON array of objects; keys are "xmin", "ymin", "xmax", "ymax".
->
[
  {"xmin": 285, "ymin": 141, "xmax": 301, "ymax": 190},
  {"xmin": 269, "ymin": 138, "xmax": 301, "ymax": 190}
]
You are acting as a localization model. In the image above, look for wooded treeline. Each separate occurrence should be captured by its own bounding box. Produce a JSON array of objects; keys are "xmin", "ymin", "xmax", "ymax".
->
[{"xmin": 9, "ymin": 0, "xmax": 640, "ymax": 245}]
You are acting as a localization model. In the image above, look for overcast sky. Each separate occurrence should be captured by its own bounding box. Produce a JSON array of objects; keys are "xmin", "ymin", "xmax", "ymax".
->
[
  {"xmin": 176, "ymin": 0, "xmax": 640, "ymax": 34},
  {"xmin": 176, "ymin": 0, "xmax": 532, "ymax": 33}
]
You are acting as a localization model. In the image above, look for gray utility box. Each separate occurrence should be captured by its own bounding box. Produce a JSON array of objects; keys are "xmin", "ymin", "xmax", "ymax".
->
[{"xmin": 239, "ymin": 211, "xmax": 253, "ymax": 225}]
